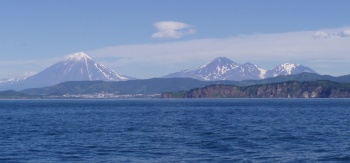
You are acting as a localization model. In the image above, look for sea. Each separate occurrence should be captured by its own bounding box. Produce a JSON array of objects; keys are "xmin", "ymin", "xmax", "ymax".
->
[{"xmin": 1, "ymin": 99, "xmax": 350, "ymax": 162}]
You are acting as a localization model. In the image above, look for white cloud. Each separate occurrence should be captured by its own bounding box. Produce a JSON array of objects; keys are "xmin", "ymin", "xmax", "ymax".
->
[
  {"xmin": 338, "ymin": 29, "xmax": 350, "ymax": 37},
  {"xmin": 151, "ymin": 21, "xmax": 196, "ymax": 39},
  {"xmin": 313, "ymin": 29, "xmax": 350, "ymax": 39},
  {"xmin": 313, "ymin": 31, "xmax": 331, "ymax": 39}
]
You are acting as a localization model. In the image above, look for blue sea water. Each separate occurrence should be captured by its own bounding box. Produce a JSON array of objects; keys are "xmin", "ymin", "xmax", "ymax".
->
[{"xmin": 1, "ymin": 99, "xmax": 350, "ymax": 162}]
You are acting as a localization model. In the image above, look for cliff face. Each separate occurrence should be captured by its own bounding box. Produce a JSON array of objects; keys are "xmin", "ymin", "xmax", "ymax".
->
[{"xmin": 161, "ymin": 81, "xmax": 350, "ymax": 98}]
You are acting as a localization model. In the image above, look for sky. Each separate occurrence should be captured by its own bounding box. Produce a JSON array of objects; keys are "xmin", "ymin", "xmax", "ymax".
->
[{"xmin": 1, "ymin": 0, "xmax": 350, "ymax": 79}]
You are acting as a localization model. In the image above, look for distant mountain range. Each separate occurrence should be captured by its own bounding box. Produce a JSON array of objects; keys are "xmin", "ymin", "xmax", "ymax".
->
[
  {"xmin": 0, "ymin": 52, "xmax": 133, "ymax": 90},
  {"xmin": 164, "ymin": 57, "xmax": 316, "ymax": 81},
  {"xmin": 0, "ymin": 52, "xmax": 339, "ymax": 92}
]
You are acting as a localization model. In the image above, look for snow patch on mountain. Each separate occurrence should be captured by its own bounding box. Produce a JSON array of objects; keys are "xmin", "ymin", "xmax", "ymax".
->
[
  {"xmin": 63, "ymin": 52, "xmax": 92, "ymax": 61},
  {"xmin": 282, "ymin": 63, "xmax": 297, "ymax": 75},
  {"xmin": 258, "ymin": 68, "xmax": 267, "ymax": 79}
]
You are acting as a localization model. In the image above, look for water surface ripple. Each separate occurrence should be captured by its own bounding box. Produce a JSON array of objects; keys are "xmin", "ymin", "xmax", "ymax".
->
[{"xmin": 1, "ymin": 99, "xmax": 350, "ymax": 162}]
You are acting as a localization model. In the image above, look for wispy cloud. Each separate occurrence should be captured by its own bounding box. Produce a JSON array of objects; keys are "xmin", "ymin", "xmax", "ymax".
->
[
  {"xmin": 313, "ymin": 29, "xmax": 350, "ymax": 39},
  {"xmin": 313, "ymin": 31, "xmax": 331, "ymax": 39},
  {"xmin": 338, "ymin": 29, "xmax": 350, "ymax": 37},
  {"xmin": 151, "ymin": 21, "xmax": 196, "ymax": 39}
]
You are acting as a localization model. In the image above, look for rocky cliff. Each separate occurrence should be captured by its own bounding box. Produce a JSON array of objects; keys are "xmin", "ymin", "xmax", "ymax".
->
[{"xmin": 161, "ymin": 81, "xmax": 350, "ymax": 98}]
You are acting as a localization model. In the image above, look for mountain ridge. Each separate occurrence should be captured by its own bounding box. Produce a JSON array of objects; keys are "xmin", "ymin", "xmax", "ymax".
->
[{"xmin": 164, "ymin": 57, "xmax": 317, "ymax": 81}]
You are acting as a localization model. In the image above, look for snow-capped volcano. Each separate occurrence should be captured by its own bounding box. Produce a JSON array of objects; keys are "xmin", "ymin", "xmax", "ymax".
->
[
  {"xmin": 40, "ymin": 52, "xmax": 132, "ymax": 82},
  {"xmin": 1, "ymin": 52, "xmax": 133, "ymax": 90},
  {"xmin": 30, "ymin": 52, "xmax": 132, "ymax": 82},
  {"xmin": 164, "ymin": 57, "xmax": 240, "ymax": 80},
  {"xmin": 164, "ymin": 57, "xmax": 317, "ymax": 81},
  {"xmin": 264, "ymin": 63, "xmax": 317, "ymax": 78}
]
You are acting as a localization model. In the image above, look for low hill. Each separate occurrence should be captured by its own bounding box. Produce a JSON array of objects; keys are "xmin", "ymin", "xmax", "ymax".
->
[
  {"xmin": 21, "ymin": 78, "xmax": 237, "ymax": 95},
  {"xmin": 0, "ymin": 90, "xmax": 41, "ymax": 99},
  {"xmin": 161, "ymin": 80, "xmax": 350, "ymax": 98}
]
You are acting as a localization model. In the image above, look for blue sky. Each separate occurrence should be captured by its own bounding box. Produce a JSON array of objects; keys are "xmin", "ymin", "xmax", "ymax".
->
[{"xmin": 1, "ymin": 0, "xmax": 350, "ymax": 78}]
